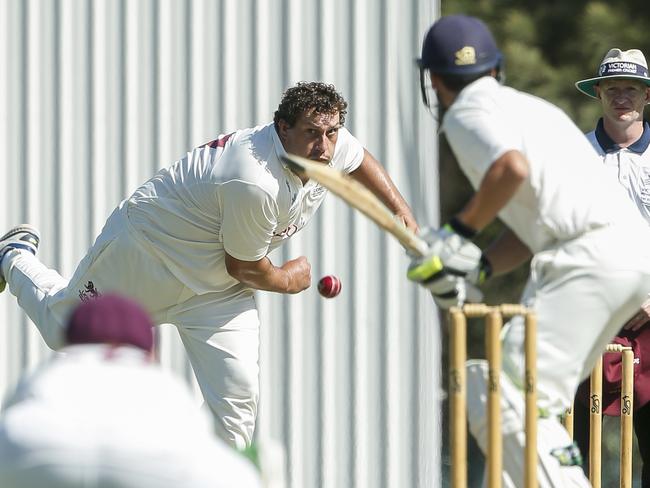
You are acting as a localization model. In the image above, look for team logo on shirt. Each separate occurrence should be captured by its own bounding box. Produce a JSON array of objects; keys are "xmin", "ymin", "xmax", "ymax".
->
[
  {"xmin": 79, "ymin": 281, "xmax": 101, "ymax": 302},
  {"xmin": 455, "ymin": 46, "xmax": 477, "ymax": 66},
  {"xmin": 641, "ymin": 167, "xmax": 650, "ymax": 206},
  {"xmin": 310, "ymin": 186, "xmax": 326, "ymax": 198}
]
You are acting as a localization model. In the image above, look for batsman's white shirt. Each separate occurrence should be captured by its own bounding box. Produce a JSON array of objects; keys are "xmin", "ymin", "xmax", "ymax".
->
[
  {"xmin": 0, "ymin": 345, "xmax": 262, "ymax": 488},
  {"xmin": 442, "ymin": 76, "xmax": 650, "ymax": 413},
  {"xmin": 2, "ymin": 122, "xmax": 364, "ymax": 449}
]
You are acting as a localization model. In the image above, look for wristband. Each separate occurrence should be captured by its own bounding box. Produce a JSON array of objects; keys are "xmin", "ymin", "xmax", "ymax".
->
[
  {"xmin": 479, "ymin": 254, "xmax": 493, "ymax": 283},
  {"xmin": 446, "ymin": 216, "xmax": 478, "ymax": 239}
]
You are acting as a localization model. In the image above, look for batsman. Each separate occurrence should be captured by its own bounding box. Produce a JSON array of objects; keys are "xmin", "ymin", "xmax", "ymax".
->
[{"xmin": 407, "ymin": 15, "xmax": 650, "ymax": 487}]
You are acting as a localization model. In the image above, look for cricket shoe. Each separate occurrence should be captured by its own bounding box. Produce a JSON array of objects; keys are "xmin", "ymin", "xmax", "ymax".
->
[{"xmin": 0, "ymin": 225, "xmax": 40, "ymax": 293}]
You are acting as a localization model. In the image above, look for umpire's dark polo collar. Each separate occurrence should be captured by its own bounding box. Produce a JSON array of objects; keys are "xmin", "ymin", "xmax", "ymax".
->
[{"xmin": 594, "ymin": 118, "xmax": 650, "ymax": 154}]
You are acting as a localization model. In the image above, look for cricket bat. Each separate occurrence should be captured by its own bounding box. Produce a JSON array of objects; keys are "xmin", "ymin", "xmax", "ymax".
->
[
  {"xmin": 281, "ymin": 153, "xmax": 483, "ymax": 302},
  {"xmin": 281, "ymin": 154, "xmax": 429, "ymax": 256}
]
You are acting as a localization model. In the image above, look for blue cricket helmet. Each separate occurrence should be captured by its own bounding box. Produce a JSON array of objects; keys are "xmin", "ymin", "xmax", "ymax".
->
[{"xmin": 418, "ymin": 15, "xmax": 502, "ymax": 75}]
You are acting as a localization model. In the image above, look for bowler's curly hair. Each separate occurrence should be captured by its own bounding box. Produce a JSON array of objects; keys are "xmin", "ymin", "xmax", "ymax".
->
[{"xmin": 274, "ymin": 81, "xmax": 348, "ymax": 128}]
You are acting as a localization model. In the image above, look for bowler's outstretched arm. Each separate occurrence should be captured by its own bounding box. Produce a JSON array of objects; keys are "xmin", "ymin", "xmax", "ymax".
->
[{"xmin": 350, "ymin": 149, "xmax": 419, "ymax": 233}]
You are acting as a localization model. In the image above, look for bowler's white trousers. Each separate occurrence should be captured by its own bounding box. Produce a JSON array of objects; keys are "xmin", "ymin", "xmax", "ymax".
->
[{"xmin": 2, "ymin": 204, "xmax": 260, "ymax": 449}]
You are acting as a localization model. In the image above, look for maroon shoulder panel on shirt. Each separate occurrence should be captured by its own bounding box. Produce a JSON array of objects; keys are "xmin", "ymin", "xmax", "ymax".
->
[{"xmin": 202, "ymin": 132, "xmax": 234, "ymax": 148}]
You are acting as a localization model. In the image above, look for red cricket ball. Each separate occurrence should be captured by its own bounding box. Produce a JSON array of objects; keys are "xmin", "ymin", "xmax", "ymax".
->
[{"xmin": 317, "ymin": 275, "xmax": 342, "ymax": 298}]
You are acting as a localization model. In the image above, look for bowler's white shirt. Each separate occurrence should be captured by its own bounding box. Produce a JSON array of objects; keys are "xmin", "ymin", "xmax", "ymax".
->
[
  {"xmin": 126, "ymin": 123, "xmax": 364, "ymax": 294},
  {"xmin": 586, "ymin": 119, "xmax": 650, "ymax": 223},
  {"xmin": 441, "ymin": 77, "xmax": 643, "ymax": 253}
]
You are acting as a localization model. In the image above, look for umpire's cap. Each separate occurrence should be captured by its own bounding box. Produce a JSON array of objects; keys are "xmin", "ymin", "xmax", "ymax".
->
[
  {"xmin": 418, "ymin": 15, "xmax": 502, "ymax": 75},
  {"xmin": 66, "ymin": 293, "xmax": 154, "ymax": 352},
  {"xmin": 575, "ymin": 48, "xmax": 650, "ymax": 99}
]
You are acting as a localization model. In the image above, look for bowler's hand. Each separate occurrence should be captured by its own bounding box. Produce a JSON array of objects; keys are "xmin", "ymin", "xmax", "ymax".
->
[
  {"xmin": 225, "ymin": 252, "xmax": 311, "ymax": 294},
  {"xmin": 282, "ymin": 256, "xmax": 312, "ymax": 293}
]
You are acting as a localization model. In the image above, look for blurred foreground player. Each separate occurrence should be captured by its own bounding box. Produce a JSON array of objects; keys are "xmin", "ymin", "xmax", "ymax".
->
[{"xmin": 0, "ymin": 294, "xmax": 262, "ymax": 488}]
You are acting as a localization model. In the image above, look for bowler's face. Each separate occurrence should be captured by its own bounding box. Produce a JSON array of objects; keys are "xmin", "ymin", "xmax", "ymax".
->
[
  {"xmin": 277, "ymin": 110, "xmax": 340, "ymax": 164},
  {"xmin": 597, "ymin": 79, "xmax": 650, "ymax": 124}
]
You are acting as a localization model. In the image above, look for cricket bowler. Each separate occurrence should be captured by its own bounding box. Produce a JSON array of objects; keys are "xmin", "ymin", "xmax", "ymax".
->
[{"xmin": 0, "ymin": 81, "xmax": 416, "ymax": 450}]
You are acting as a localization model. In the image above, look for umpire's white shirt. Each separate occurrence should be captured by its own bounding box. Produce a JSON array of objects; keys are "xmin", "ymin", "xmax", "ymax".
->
[
  {"xmin": 586, "ymin": 119, "xmax": 650, "ymax": 223},
  {"xmin": 127, "ymin": 123, "xmax": 363, "ymax": 295}
]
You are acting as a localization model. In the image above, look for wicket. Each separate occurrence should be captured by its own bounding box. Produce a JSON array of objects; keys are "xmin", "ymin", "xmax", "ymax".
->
[
  {"xmin": 448, "ymin": 304, "xmax": 537, "ymax": 488},
  {"xmin": 562, "ymin": 344, "xmax": 635, "ymax": 488}
]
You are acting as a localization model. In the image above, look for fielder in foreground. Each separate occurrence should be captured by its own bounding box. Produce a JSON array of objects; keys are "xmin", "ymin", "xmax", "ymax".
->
[
  {"xmin": 407, "ymin": 14, "xmax": 650, "ymax": 487},
  {"xmin": 0, "ymin": 81, "xmax": 417, "ymax": 449},
  {"xmin": 0, "ymin": 294, "xmax": 262, "ymax": 488}
]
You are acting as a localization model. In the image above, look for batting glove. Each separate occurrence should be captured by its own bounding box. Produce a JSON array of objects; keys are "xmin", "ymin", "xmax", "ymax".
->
[
  {"xmin": 406, "ymin": 218, "xmax": 492, "ymax": 309},
  {"xmin": 431, "ymin": 278, "xmax": 483, "ymax": 310},
  {"xmin": 407, "ymin": 223, "xmax": 479, "ymax": 282}
]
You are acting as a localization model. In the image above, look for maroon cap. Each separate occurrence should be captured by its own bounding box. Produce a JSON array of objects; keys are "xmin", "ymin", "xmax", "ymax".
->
[
  {"xmin": 65, "ymin": 293, "xmax": 154, "ymax": 352},
  {"xmin": 576, "ymin": 325, "xmax": 650, "ymax": 415}
]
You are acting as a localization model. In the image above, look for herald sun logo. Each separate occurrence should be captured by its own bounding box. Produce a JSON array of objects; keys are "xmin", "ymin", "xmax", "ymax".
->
[{"xmin": 310, "ymin": 186, "xmax": 326, "ymax": 198}]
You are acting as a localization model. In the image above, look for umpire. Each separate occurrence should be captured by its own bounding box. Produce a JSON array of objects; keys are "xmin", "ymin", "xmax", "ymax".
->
[{"xmin": 574, "ymin": 47, "xmax": 650, "ymax": 486}]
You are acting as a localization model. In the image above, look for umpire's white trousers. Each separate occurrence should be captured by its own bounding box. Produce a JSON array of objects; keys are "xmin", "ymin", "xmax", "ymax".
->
[{"xmin": 2, "ymin": 205, "xmax": 260, "ymax": 450}]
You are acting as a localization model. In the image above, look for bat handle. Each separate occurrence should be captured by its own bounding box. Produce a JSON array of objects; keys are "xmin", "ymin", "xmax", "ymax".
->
[
  {"xmin": 405, "ymin": 231, "xmax": 431, "ymax": 257},
  {"xmin": 411, "ymin": 240, "xmax": 431, "ymax": 257}
]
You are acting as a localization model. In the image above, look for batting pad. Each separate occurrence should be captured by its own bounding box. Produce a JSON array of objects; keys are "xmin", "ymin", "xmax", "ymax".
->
[{"xmin": 465, "ymin": 360, "xmax": 591, "ymax": 488}]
